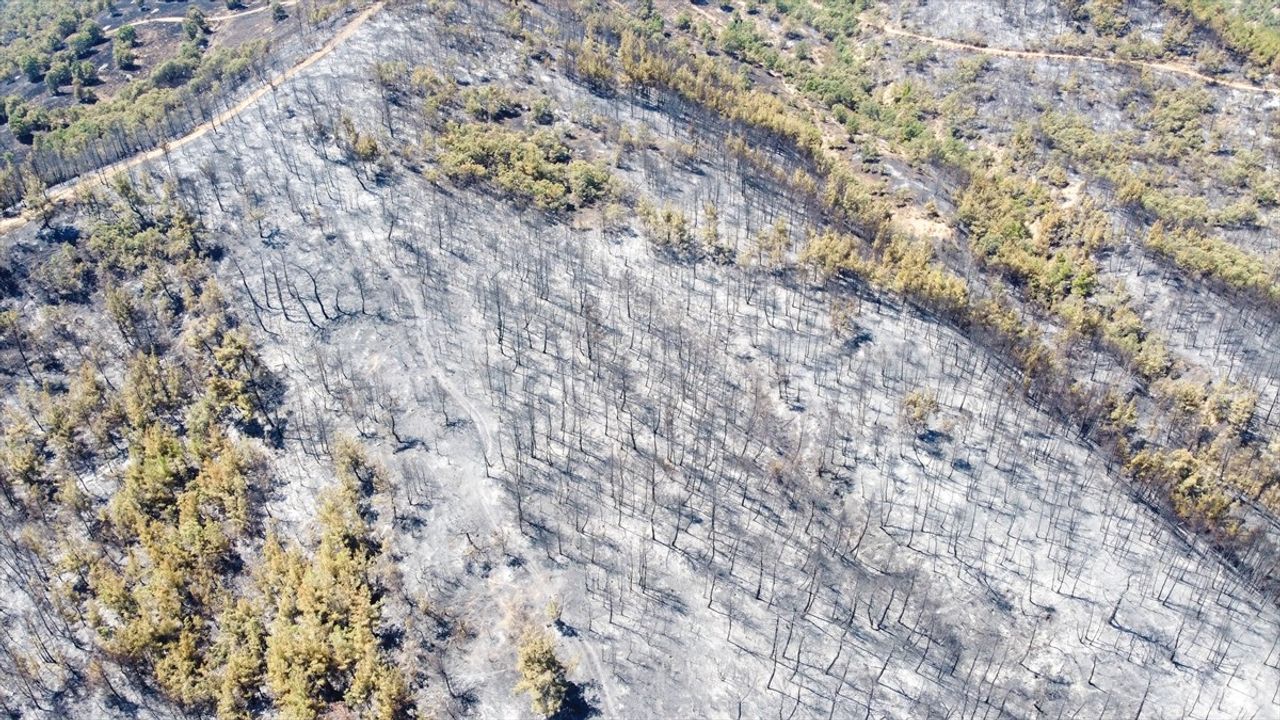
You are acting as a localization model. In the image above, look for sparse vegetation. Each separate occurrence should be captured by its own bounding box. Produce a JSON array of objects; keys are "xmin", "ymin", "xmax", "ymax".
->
[
  {"xmin": 438, "ymin": 123, "xmax": 614, "ymax": 211},
  {"xmin": 1162, "ymin": 0, "xmax": 1280, "ymax": 73},
  {"xmin": 514, "ymin": 630, "xmax": 568, "ymax": 718},
  {"xmin": 901, "ymin": 388, "xmax": 939, "ymax": 431}
]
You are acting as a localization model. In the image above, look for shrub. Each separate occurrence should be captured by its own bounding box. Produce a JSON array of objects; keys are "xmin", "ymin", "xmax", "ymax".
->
[
  {"xmin": 1215, "ymin": 198, "xmax": 1260, "ymax": 228},
  {"xmin": 152, "ymin": 59, "xmax": 195, "ymax": 88},
  {"xmin": 1163, "ymin": 0, "xmax": 1280, "ymax": 73},
  {"xmin": 1145, "ymin": 221, "xmax": 1279, "ymax": 305},
  {"xmin": 7, "ymin": 102, "xmax": 48, "ymax": 144},
  {"xmin": 44, "ymin": 61, "xmax": 72, "ymax": 93},
  {"xmin": 116, "ymin": 24, "xmax": 138, "ymax": 47},
  {"xmin": 902, "ymin": 389, "xmax": 939, "ymax": 430},
  {"xmin": 566, "ymin": 160, "xmax": 611, "ymax": 205},
  {"xmin": 439, "ymin": 124, "xmax": 613, "ymax": 211},
  {"xmin": 182, "ymin": 8, "xmax": 207, "ymax": 40},
  {"xmin": 20, "ymin": 53, "xmax": 46, "ymax": 83},
  {"xmin": 113, "ymin": 42, "xmax": 135, "ymax": 70},
  {"xmin": 565, "ymin": 38, "xmax": 616, "ymax": 93},
  {"xmin": 71, "ymin": 60, "xmax": 97, "ymax": 84},
  {"xmin": 638, "ymin": 201, "xmax": 694, "ymax": 252},
  {"xmin": 720, "ymin": 13, "xmax": 771, "ymax": 65},
  {"xmin": 462, "ymin": 85, "xmax": 522, "ymax": 121},
  {"xmin": 66, "ymin": 31, "xmax": 95, "ymax": 59},
  {"xmin": 1082, "ymin": 0, "xmax": 1129, "ymax": 36},
  {"xmin": 531, "ymin": 96, "xmax": 554, "ymax": 125},
  {"xmin": 353, "ymin": 134, "xmax": 380, "ymax": 162},
  {"xmin": 1144, "ymin": 87, "xmax": 1212, "ymax": 158},
  {"xmin": 263, "ymin": 463, "xmax": 408, "ymax": 720},
  {"xmin": 514, "ymin": 630, "xmax": 568, "ymax": 718},
  {"xmin": 53, "ymin": 14, "xmax": 78, "ymax": 39}
]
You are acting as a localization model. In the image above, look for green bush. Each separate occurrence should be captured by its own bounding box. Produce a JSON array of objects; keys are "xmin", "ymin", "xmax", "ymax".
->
[
  {"xmin": 462, "ymin": 86, "xmax": 522, "ymax": 121},
  {"xmin": 71, "ymin": 59, "xmax": 96, "ymax": 84},
  {"xmin": 7, "ymin": 101, "xmax": 48, "ymax": 144},
  {"xmin": 152, "ymin": 58, "xmax": 196, "ymax": 88},
  {"xmin": 514, "ymin": 631, "xmax": 568, "ymax": 718},
  {"xmin": 21, "ymin": 53, "xmax": 46, "ymax": 82},
  {"xmin": 1162, "ymin": 0, "xmax": 1280, "ymax": 73},
  {"xmin": 113, "ymin": 42, "xmax": 135, "ymax": 70},
  {"xmin": 45, "ymin": 61, "xmax": 72, "ymax": 93},
  {"xmin": 116, "ymin": 24, "xmax": 137, "ymax": 46},
  {"xmin": 263, "ymin": 460, "xmax": 408, "ymax": 720},
  {"xmin": 1146, "ymin": 221, "xmax": 1280, "ymax": 304},
  {"xmin": 439, "ymin": 123, "xmax": 614, "ymax": 211},
  {"xmin": 565, "ymin": 38, "xmax": 616, "ymax": 93},
  {"xmin": 1143, "ymin": 86, "xmax": 1212, "ymax": 158},
  {"xmin": 66, "ymin": 31, "xmax": 94, "ymax": 58},
  {"xmin": 183, "ymin": 8, "xmax": 208, "ymax": 41}
]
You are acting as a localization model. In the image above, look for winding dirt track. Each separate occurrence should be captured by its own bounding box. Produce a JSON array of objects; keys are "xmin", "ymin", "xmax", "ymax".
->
[
  {"xmin": 106, "ymin": 0, "xmax": 301, "ymax": 34},
  {"xmin": 0, "ymin": 2, "xmax": 382, "ymax": 237},
  {"xmin": 874, "ymin": 22, "xmax": 1280, "ymax": 95},
  {"xmin": 10, "ymin": 4, "xmax": 1273, "ymax": 239}
]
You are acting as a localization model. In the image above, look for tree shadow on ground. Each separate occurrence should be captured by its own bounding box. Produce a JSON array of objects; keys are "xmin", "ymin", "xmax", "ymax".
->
[{"xmin": 551, "ymin": 681, "xmax": 599, "ymax": 720}]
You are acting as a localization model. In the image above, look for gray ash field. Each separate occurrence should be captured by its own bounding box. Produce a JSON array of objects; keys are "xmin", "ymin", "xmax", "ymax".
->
[{"xmin": 2, "ymin": 1, "xmax": 1280, "ymax": 719}]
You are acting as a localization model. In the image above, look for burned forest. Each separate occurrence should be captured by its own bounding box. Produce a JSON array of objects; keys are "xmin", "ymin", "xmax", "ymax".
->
[{"xmin": 2, "ymin": 0, "xmax": 1280, "ymax": 718}]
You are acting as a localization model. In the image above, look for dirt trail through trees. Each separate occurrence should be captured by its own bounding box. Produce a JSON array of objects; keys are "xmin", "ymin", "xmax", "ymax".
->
[
  {"xmin": 106, "ymin": 0, "xmax": 301, "ymax": 34},
  {"xmin": 0, "ymin": 1, "xmax": 382, "ymax": 237},
  {"xmin": 873, "ymin": 22, "xmax": 1280, "ymax": 95}
]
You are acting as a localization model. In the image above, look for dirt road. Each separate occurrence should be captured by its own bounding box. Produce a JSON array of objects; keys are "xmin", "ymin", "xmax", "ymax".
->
[
  {"xmin": 0, "ymin": 2, "xmax": 382, "ymax": 237},
  {"xmin": 873, "ymin": 22, "xmax": 1280, "ymax": 95},
  {"xmin": 105, "ymin": 0, "xmax": 301, "ymax": 34}
]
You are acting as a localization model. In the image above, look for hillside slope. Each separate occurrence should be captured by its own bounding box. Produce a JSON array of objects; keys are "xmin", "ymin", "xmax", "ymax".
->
[{"xmin": 1, "ymin": 1, "xmax": 1279, "ymax": 719}]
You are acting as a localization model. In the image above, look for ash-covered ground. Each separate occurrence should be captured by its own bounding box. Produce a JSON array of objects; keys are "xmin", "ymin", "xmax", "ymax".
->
[{"xmin": 3, "ymin": 1, "xmax": 1280, "ymax": 718}]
